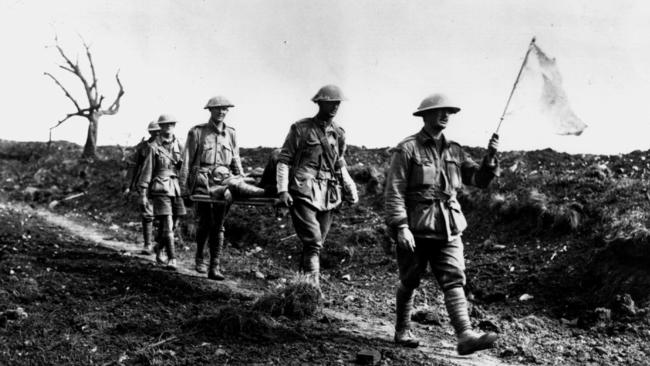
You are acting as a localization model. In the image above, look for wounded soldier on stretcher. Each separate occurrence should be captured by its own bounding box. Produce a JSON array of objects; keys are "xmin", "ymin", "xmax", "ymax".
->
[{"xmin": 208, "ymin": 165, "xmax": 268, "ymax": 200}]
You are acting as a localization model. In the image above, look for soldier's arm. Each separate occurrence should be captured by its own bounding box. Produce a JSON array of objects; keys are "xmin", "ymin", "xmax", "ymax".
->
[
  {"xmin": 276, "ymin": 124, "xmax": 300, "ymax": 205},
  {"xmin": 124, "ymin": 149, "xmax": 138, "ymax": 191},
  {"xmin": 179, "ymin": 129, "xmax": 197, "ymax": 196},
  {"xmin": 336, "ymin": 129, "xmax": 358, "ymax": 203},
  {"xmin": 459, "ymin": 148, "xmax": 500, "ymax": 189},
  {"xmin": 277, "ymin": 124, "xmax": 299, "ymax": 167},
  {"xmin": 137, "ymin": 145, "xmax": 155, "ymax": 194},
  {"xmin": 336, "ymin": 127, "xmax": 347, "ymax": 170},
  {"xmin": 384, "ymin": 147, "xmax": 411, "ymax": 228},
  {"xmin": 229, "ymin": 129, "xmax": 244, "ymax": 176}
]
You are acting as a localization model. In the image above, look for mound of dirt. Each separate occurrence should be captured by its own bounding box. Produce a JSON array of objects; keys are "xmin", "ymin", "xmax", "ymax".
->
[{"xmin": 254, "ymin": 275, "xmax": 323, "ymax": 319}]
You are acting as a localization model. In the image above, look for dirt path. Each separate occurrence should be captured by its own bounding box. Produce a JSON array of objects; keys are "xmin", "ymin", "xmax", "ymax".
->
[{"xmin": 4, "ymin": 200, "xmax": 519, "ymax": 366}]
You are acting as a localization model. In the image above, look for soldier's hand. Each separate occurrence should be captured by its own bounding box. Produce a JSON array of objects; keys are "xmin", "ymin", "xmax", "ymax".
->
[
  {"xmin": 487, "ymin": 133, "xmax": 499, "ymax": 157},
  {"xmin": 396, "ymin": 227, "xmax": 415, "ymax": 252},
  {"xmin": 279, "ymin": 191, "xmax": 293, "ymax": 207},
  {"xmin": 139, "ymin": 195, "xmax": 149, "ymax": 207}
]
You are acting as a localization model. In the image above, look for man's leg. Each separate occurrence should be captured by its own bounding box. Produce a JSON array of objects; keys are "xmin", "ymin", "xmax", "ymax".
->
[
  {"xmin": 207, "ymin": 202, "xmax": 229, "ymax": 280},
  {"xmin": 140, "ymin": 201, "xmax": 155, "ymax": 254},
  {"xmin": 393, "ymin": 239, "xmax": 428, "ymax": 348},
  {"xmin": 161, "ymin": 214, "xmax": 176, "ymax": 269},
  {"xmin": 194, "ymin": 202, "xmax": 211, "ymax": 273},
  {"xmin": 290, "ymin": 201, "xmax": 323, "ymax": 286},
  {"xmin": 153, "ymin": 216, "xmax": 165, "ymax": 264},
  {"xmin": 432, "ymin": 237, "xmax": 497, "ymax": 355}
]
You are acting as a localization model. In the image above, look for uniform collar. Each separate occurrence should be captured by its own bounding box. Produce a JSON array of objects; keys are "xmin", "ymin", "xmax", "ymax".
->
[
  {"xmin": 418, "ymin": 126, "xmax": 448, "ymax": 148},
  {"xmin": 313, "ymin": 115, "xmax": 335, "ymax": 129},
  {"xmin": 208, "ymin": 119, "xmax": 228, "ymax": 135}
]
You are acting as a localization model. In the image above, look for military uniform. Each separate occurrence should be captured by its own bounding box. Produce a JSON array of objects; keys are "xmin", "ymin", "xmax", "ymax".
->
[
  {"xmin": 126, "ymin": 138, "xmax": 155, "ymax": 237},
  {"xmin": 138, "ymin": 133, "xmax": 186, "ymax": 264},
  {"xmin": 278, "ymin": 117, "xmax": 351, "ymax": 284},
  {"xmin": 179, "ymin": 118, "xmax": 242, "ymax": 279},
  {"xmin": 125, "ymin": 121, "xmax": 160, "ymax": 252},
  {"xmin": 385, "ymin": 125, "xmax": 499, "ymax": 289},
  {"xmin": 385, "ymin": 93, "xmax": 499, "ymax": 354}
]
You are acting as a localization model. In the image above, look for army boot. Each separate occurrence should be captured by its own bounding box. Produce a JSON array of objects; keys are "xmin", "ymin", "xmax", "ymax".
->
[
  {"xmin": 444, "ymin": 287, "xmax": 497, "ymax": 355},
  {"xmin": 194, "ymin": 227, "xmax": 208, "ymax": 274},
  {"xmin": 207, "ymin": 232, "xmax": 225, "ymax": 281},
  {"xmin": 394, "ymin": 284, "xmax": 420, "ymax": 348},
  {"xmin": 153, "ymin": 241, "xmax": 165, "ymax": 264},
  {"xmin": 142, "ymin": 220, "xmax": 154, "ymax": 254},
  {"xmin": 165, "ymin": 233, "xmax": 177, "ymax": 270},
  {"xmin": 301, "ymin": 251, "xmax": 321, "ymax": 288}
]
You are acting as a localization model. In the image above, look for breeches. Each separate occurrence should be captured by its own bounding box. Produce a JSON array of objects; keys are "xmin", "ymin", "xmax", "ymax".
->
[
  {"xmin": 152, "ymin": 196, "xmax": 186, "ymax": 217},
  {"xmin": 397, "ymin": 236, "xmax": 466, "ymax": 291},
  {"xmin": 195, "ymin": 201, "xmax": 230, "ymax": 241},
  {"xmin": 139, "ymin": 202, "xmax": 154, "ymax": 221},
  {"xmin": 290, "ymin": 200, "xmax": 333, "ymax": 256}
]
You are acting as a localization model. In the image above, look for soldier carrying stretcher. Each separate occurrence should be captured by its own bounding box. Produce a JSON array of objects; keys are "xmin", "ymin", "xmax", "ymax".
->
[{"xmin": 138, "ymin": 114, "xmax": 186, "ymax": 269}]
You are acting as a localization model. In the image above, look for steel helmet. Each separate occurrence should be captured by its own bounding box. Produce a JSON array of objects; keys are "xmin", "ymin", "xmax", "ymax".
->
[
  {"xmin": 157, "ymin": 114, "xmax": 177, "ymax": 125},
  {"xmin": 204, "ymin": 96, "xmax": 234, "ymax": 109},
  {"xmin": 147, "ymin": 121, "xmax": 160, "ymax": 132},
  {"xmin": 311, "ymin": 85, "xmax": 347, "ymax": 103},
  {"xmin": 413, "ymin": 94, "xmax": 460, "ymax": 116}
]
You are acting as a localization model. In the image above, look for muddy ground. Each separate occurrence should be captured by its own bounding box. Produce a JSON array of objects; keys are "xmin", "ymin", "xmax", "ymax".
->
[{"xmin": 1, "ymin": 140, "xmax": 650, "ymax": 365}]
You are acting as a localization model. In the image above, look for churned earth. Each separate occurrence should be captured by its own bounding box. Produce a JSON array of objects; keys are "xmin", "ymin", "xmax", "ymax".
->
[{"xmin": 1, "ymin": 140, "xmax": 650, "ymax": 365}]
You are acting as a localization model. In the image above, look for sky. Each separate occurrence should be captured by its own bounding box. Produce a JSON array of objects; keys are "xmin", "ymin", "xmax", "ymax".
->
[{"xmin": 2, "ymin": 0, "xmax": 650, "ymax": 154}]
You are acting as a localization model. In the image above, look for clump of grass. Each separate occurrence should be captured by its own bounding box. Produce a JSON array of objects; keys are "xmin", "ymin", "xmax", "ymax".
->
[{"xmin": 253, "ymin": 274, "xmax": 322, "ymax": 319}]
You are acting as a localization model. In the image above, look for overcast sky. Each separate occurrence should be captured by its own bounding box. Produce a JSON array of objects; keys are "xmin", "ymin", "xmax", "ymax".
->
[{"xmin": 2, "ymin": 0, "xmax": 649, "ymax": 154}]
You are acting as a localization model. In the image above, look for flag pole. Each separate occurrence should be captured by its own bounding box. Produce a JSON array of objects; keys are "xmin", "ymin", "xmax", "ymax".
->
[{"xmin": 495, "ymin": 37, "xmax": 536, "ymax": 134}]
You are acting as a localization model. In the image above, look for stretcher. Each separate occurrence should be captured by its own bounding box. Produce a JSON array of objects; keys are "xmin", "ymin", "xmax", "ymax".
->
[{"xmin": 190, "ymin": 194, "xmax": 280, "ymax": 207}]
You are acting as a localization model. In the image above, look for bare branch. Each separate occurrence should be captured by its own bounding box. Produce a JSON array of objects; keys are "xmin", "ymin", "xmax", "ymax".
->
[
  {"xmin": 58, "ymin": 64, "xmax": 76, "ymax": 74},
  {"xmin": 54, "ymin": 36, "xmax": 94, "ymax": 106},
  {"xmin": 50, "ymin": 106, "xmax": 93, "ymax": 129},
  {"xmin": 82, "ymin": 40, "xmax": 99, "ymax": 100},
  {"xmin": 100, "ymin": 71, "xmax": 125, "ymax": 116},
  {"xmin": 55, "ymin": 38, "xmax": 76, "ymax": 71},
  {"xmin": 44, "ymin": 72, "xmax": 82, "ymax": 111}
]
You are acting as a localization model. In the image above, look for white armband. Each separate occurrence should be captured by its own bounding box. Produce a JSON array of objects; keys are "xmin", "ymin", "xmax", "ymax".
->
[
  {"xmin": 276, "ymin": 162, "xmax": 290, "ymax": 194},
  {"xmin": 340, "ymin": 166, "xmax": 359, "ymax": 203}
]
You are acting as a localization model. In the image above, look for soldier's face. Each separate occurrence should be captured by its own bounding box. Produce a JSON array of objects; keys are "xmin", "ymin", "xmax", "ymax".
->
[
  {"xmin": 423, "ymin": 108, "xmax": 454, "ymax": 130},
  {"xmin": 209, "ymin": 107, "xmax": 229, "ymax": 123},
  {"xmin": 159, "ymin": 123, "xmax": 175, "ymax": 137},
  {"xmin": 318, "ymin": 101, "xmax": 340, "ymax": 119}
]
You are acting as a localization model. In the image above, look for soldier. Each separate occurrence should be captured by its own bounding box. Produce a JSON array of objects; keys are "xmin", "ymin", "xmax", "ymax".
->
[
  {"xmin": 138, "ymin": 114, "xmax": 186, "ymax": 269},
  {"xmin": 179, "ymin": 96, "xmax": 243, "ymax": 280},
  {"xmin": 124, "ymin": 121, "xmax": 160, "ymax": 254},
  {"xmin": 384, "ymin": 93, "xmax": 500, "ymax": 355},
  {"xmin": 276, "ymin": 85, "xmax": 359, "ymax": 288}
]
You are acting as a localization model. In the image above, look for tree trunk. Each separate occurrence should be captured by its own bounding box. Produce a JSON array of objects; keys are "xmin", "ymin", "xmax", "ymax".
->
[{"xmin": 82, "ymin": 115, "xmax": 99, "ymax": 158}]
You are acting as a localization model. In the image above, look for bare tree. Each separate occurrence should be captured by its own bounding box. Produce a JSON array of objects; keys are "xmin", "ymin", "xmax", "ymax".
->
[{"xmin": 45, "ymin": 36, "xmax": 125, "ymax": 158}]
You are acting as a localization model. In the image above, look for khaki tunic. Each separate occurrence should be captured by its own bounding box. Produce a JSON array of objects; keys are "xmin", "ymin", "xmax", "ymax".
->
[
  {"xmin": 278, "ymin": 117, "xmax": 347, "ymax": 211},
  {"xmin": 384, "ymin": 126, "xmax": 499, "ymax": 241},
  {"xmin": 179, "ymin": 121, "xmax": 243, "ymax": 196},
  {"xmin": 138, "ymin": 136, "xmax": 183, "ymax": 197}
]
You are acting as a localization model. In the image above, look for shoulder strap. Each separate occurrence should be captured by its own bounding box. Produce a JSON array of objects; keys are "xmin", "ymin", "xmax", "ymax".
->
[
  {"xmin": 155, "ymin": 143, "xmax": 178, "ymax": 165},
  {"xmin": 312, "ymin": 125, "xmax": 338, "ymax": 174}
]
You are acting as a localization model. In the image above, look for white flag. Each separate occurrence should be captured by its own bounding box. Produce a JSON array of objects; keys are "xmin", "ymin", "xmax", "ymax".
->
[{"xmin": 510, "ymin": 43, "xmax": 588, "ymax": 136}]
